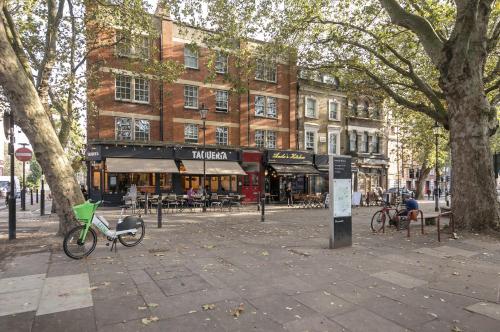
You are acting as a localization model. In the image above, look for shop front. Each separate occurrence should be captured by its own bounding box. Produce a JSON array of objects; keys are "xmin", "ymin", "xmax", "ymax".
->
[
  {"xmin": 240, "ymin": 150, "xmax": 263, "ymax": 203},
  {"xmin": 312, "ymin": 154, "xmax": 329, "ymax": 194},
  {"xmin": 86, "ymin": 144, "xmax": 178, "ymax": 204},
  {"xmin": 353, "ymin": 157, "xmax": 388, "ymax": 203},
  {"xmin": 174, "ymin": 147, "xmax": 246, "ymax": 195},
  {"xmin": 264, "ymin": 150, "xmax": 319, "ymax": 202}
]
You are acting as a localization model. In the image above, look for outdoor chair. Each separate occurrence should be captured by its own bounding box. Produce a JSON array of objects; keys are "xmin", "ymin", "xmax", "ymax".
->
[{"xmin": 210, "ymin": 193, "xmax": 222, "ymax": 211}]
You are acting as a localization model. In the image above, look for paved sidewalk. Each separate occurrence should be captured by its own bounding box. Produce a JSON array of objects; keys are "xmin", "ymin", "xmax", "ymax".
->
[{"xmin": 0, "ymin": 202, "xmax": 499, "ymax": 331}]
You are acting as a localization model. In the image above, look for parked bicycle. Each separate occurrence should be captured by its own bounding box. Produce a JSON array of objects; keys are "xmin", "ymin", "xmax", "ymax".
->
[
  {"xmin": 63, "ymin": 200, "xmax": 145, "ymax": 260},
  {"xmin": 370, "ymin": 201, "xmax": 400, "ymax": 232}
]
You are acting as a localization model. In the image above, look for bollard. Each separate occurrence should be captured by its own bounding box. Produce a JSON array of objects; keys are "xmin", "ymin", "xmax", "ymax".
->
[
  {"xmin": 144, "ymin": 192, "xmax": 149, "ymax": 215},
  {"xmin": 36, "ymin": 189, "xmax": 39, "ymax": 203},
  {"xmin": 257, "ymin": 192, "xmax": 261, "ymax": 211},
  {"xmin": 260, "ymin": 196, "xmax": 265, "ymax": 222},
  {"xmin": 30, "ymin": 189, "xmax": 33, "ymax": 205},
  {"xmin": 21, "ymin": 189, "xmax": 26, "ymax": 211},
  {"xmin": 40, "ymin": 188, "xmax": 45, "ymax": 216},
  {"xmin": 157, "ymin": 194, "xmax": 162, "ymax": 228}
]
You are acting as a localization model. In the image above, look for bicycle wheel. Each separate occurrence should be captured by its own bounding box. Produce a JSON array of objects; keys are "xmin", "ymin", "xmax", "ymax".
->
[
  {"xmin": 63, "ymin": 225, "xmax": 97, "ymax": 259},
  {"xmin": 371, "ymin": 210, "xmax": 386, "ymax": 232},
  {"xmin": 118, "ymin": 218, "xmax": 145, "ymax": 247}
]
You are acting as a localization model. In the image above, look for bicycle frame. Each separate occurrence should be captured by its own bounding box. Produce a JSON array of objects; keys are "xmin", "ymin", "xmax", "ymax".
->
[{"xmin": 78, "ymin": 206, "xmax": 137, "ymax": 243}]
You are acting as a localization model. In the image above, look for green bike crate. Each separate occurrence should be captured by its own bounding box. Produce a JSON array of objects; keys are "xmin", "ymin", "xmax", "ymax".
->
[{"xmin": 73, "ymin": 201, "xmax": 97, "ymax": 223}]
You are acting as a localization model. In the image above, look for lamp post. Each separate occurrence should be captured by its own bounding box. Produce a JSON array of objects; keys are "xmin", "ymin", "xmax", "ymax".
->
[
  {"xmin": 433, "ymin": 121, "xmax": 440, "ymax": 212},
  {"xmin": 199, "ymin": 104, "xmax": 208, "ymax": 212}
]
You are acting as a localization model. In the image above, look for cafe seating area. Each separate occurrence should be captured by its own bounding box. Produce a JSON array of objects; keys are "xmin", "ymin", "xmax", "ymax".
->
[{"xmin": 127, "ymin": 192, "xmax": 247, "ymax": 214}]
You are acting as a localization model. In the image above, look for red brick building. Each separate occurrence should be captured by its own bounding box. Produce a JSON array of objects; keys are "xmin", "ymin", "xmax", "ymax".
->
[{"xmin": 86, "ymin": 12, "xmax": 301, "ymax": 203}]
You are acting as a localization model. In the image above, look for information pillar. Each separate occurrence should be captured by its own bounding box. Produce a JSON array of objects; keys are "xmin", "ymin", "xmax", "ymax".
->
[{"xmin": 329, "ymin": 155, "xmax": 352, "ymax": 249}]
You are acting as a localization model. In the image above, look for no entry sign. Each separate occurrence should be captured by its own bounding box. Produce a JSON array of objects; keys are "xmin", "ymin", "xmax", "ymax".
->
[{"xmin": 15, "ymin": 147, "xmax": 33, "ymax": 162}]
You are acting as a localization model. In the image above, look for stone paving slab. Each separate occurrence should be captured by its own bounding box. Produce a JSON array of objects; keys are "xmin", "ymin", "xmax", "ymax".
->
[
  {"xmin": 0, "ymin": 273, "xmax": 45, "ymax": 294},
  {"xmin": 371, "ymin": 271, "xmax": 428, "ymax": 289},
  {"xmin": 465, "ymin": 302, "xmax": 500, "ymax": 321},
  {"xmin": 0, "ymin": 288, "xmax": 41, "ymax": 316},
  {"xmin": 332, "ymin": 308, "xmax": 408, "ymax": 332},
  {"xmin": 37, "ymin": 273, "xmax": 93, "ymax": 316},
  {"xmin": 431, "ymin": 245, "xmax": 479, "ymax": 258}
]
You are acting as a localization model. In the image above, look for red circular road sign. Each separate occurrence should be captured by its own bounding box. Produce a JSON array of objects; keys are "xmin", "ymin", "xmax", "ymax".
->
[{"xmin": 15, "ymin": 147, "xmax": 33, "ymax": 162}]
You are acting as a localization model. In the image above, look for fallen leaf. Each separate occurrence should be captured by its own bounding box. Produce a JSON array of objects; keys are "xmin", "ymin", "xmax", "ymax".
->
[
  {"xmin": 89, "ymin": 286, "xmax": 99, "ymax": 291},
  {"xmin": 188, "ymin": 310, "xmax": 197, "ymax": 314},
  {"xmin": 58, "ymin": 293, "xmax": 70, "ymax": 297},
  {"xmin": 451, "ymin": 326, "xmax": 462, "ymax": 332},
  {"xmin": 141, "ymin": 316, "xmax": 159, "ymax": 325},
  {"xmin": 231, "ymin": 303, "xmax": 245, "ymax": 317},
  {"xmin": 452, "ymin": 272, "xmax": 459, "ymax": 276},
  {"xmin": 202, "ymin": 303, "xmax": 216, "ymax": 311},
  {"xmin": 138, "ymin": 306, "xmax": 147, "ymax": 310},
  {"xmin": 154, "ymin": 253, "xmax": 164, "ymax": 257},
  {"xmin": 203, "ymin": 245, "xmax": 216, "ymax": 249},
  {"xmin": 261, "ymin": 251, "xmax": 269, "ymax": 256},
  {"xmin": 428, "ymin": 312, "xmax": 438, "ymax": 318},
  {"xmin": 102, "ymin": 282, "xmax": 110, "ymax": 286},
  {"xmin": 148, "ymin": 303, "xmax": 159, "ymax": 308}
]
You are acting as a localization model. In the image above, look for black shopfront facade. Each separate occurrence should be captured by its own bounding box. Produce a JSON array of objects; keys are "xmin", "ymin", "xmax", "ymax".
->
[
  {"xmin": 86, "ymin": 143, "xmax": 246, "ymax": 205},
  {"xmin": 264, "ymin": 150, "xmax": 319, "ymax": 202}
]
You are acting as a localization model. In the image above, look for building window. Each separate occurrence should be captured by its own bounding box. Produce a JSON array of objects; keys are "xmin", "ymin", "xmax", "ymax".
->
[
  {"xmin": 116, "ymin": 117, "xmax": 132, "ymax": 141},
  {"xmin": 266, "ymin": 97, "xmax": 277, "ymax": 118},
  {"xmin": 254, "ymin": 96, "xmax": 266, "ymax": 116},
  {"xmin": 134, "ymin": 78, "xmax": 149, "ymax": 103},
  {"xmin": 216, "ymin": 90, "xmax": 229, "ymax": 112},
  {"xmin": 305, "ymin": 97, "xmax": 317, "ymax": 118},
  {"xmin": 255, "ymin": 130, "xmax": 265, "ymax": 148},
  {"xmin": 215, "ymin": 52, "xmax": 228, "ymax": 74},
  {"xmin": 115, "ymin": 75, "xmax": 131, "ymax": 101},
  {"xmin": 255, "ymin": 130, "xmax": 276, "ymax": 148},
  {"xmin": 115, "ymin": 75, "xmax": 149, "ymax": 103},
  {"xmin": 115, "ymin": 117, "xmax": 149, "ymax": 141},
  {"xmin": 216, "ymin": 127, "xmax": 228, "ymax": 145},
  {"xmin": 134, "ymin": 119, "xmax": 150, "ymax": 141},
  {"xmin": 184, "ymin": 46, "xmax": 199, "ymax": 69},
  {"xmin": 116, "ymin": 31, "xmax": 149, "ymax": 59},
  {"xmin": 266, "ymin": 131, "xmax": 277, "ymax": 148},
  {"xmin": 373, "ymin": 135, "xmax": 380, "ymax": 153},
  {"xmin": 184, "ymin": 124, "xmax": 198, "ymax": 143},
  {"xmin": 328, "ymin": 100, "xmax": 339, "ymax": 120},
  {"xmin": 351, "ymin": 100, "xmax": 358, "ymax": 116},
  {"xmin": 255, "ymin": 59, "xmax": 277, "ymax": 82},
  {"xmin": 305, "ymin": 131, "xmax": 315, "ymax": 151},
  {"xmin": 363, "ymin": 101, "xmax": 370, "ymax": 117},
  {"xmin": 328, "ymin": 132, "xmax": 338, "ymax": 155},
  {"xmin": 184, "ymin": 85, "xmax": 198, "ymax": 108},
  {"xmin": 255, "ymin": 96, "xmax": 277, "ymax": 118},
  {"xmin": 349, "ymin": 131, "xmax": 357, "ymax": 152}
]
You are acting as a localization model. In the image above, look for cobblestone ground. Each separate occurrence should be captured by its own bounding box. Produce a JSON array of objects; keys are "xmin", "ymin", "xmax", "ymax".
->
[{"xmin": 0, "ymin": 201, "xmax": 499, "ymax": 332}]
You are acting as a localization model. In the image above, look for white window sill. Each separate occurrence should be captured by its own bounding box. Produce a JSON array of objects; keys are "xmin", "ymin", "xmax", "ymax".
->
[
  {"xmin": 216, "ymin": 109, "xmax": 229, "ymax": 113},
  {"xmin": 328, "ymin": 118, "xmax": 341, "ymax": 122},
  {"xmin": 254, "ymin": 78, "xmax": 277, "ymax": 84},
  {"xmin": 114, "ymin": 98, "xmax": 150, "ymax": 105},
  {"xmin": 116, "ymin": 52, "xmax": 149, "ymax": 60},
  {"xmin": 185, "ymin": 65, "xmax": 199, "ymax": 70},
  {"xmin": 184, "ymin": 106, "xmax": 199, "ymax": 110},
  {"xmin": 215, "ymin": 70, "xmax": 227, "ymax": 74}
]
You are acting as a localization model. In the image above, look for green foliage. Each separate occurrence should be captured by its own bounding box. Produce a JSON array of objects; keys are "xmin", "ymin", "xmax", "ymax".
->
[{"xmin": 26, "ymin": 160, "xmax": 42, "ymax": 188}]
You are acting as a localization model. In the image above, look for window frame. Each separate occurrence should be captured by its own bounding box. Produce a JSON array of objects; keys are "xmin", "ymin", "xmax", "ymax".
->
[
  {"xmin": 305, "ymin": 130, "xmax": 316, "ymax": 151},
  {"xmin": 215, "ymin": 52, "xmax": 228, "ymax": 74},
  {"xmin": 215, "ymin": 90, "xmax": 229, "ymax": 112},
  {"xmin": 115, "ymin": 30, "xmax": 150, "ymax": 59},
  {"xmin": 305, "ymin": 97, "xmax": 317, "ymax": 119},
  {"xmin": 184, "ymin": 85, "xmax": 199, "ymax": 109},
  {"xmin": 184, "ymin": 123, "xmax": 199, "ymax": 143},
  {"xmin": 255, "ymin": 59, "xmax": 277, "ymax": 83},
  {"xmin": 254, "ymin": 129, "xmax": 277, "ymax": 148},
  {"xmin": 184, "ymin": 46, "xmax": 199, "ymax": 69},
  {"xmin": 115, "ymin": 117, "xmax": 150, "ymax": 141},
  {"xmin": 328, "ymin": 130, "xmax": 340, "ymax": 155},
  {"xmin": 328, "ymin": 99, "xmax": 340, "ymax": 121},
  {"xmin": 215, "ymin": 126, "xmax": 229, "ymax": 146},
  {"xmin": 114, "ymin": 74, "xmax": 150, "ymax": 104}
]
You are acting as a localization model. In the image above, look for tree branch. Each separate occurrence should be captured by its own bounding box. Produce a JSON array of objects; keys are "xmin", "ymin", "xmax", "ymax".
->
[
  {"xmin": 378, "ymin": 0, "xmax": 444, "ymax": 65},
  {"xmin": 487, "ymin": 17, "xmax": 499, "ymax": 53},
  {"xmin": 1, "ymin": 5, "xmax": 34, "ymax": 83}
]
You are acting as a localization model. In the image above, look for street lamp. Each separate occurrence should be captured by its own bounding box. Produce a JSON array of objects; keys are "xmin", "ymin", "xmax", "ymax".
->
[
  {"xmin": 433, "ymin": 121, "xmax": 440, "ymax": 212},
  {"xmin": 199, "ymin": 104, "xmax": 208, "ymax": 212}
]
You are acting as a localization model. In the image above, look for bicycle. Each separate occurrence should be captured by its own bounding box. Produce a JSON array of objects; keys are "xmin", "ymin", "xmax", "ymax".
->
[
  {"xmin": 63, "ymin": 200, "xmax": 145, "ymax": 260},
  {"xmin": 370, "ymin": 201, "xmax": 400, "ymax": 232}
]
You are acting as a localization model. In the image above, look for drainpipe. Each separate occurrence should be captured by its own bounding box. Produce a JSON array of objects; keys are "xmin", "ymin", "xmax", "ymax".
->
[{"xmin": 159, "ymin": 21, "xmax": 164, "ymax": 141}]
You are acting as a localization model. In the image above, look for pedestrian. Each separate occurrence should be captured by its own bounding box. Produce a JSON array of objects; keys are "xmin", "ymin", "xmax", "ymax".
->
[
  {"xmin": 433, "ymin": 188, "xmax": 438, "ymax": 200},
  {"xmin": 187, "ymin": 187, "xmax": 194, "ymax": 206},
  {"xmin": 426, "ymin": 188, "xmax": 431, "ymax": 200},
  {"xmin": 80, "ymin": 184, "xmax": 88, "ymax": 200},
  {"xmin": 286, "ymin": 181, "xmax": 293, "ymax": 207}
]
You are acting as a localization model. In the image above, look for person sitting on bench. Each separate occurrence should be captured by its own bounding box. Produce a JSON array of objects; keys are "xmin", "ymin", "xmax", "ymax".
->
[{"xmin": 395, "ymin": 198, "xmax": 419, "ymax": 229}]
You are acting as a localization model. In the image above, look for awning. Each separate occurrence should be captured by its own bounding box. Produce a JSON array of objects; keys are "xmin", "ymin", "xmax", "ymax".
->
[
  {"xmin": 181, "ymin": 160, "xmax": 246, "ymax": 175},
  {"xmin": 269, "ymin": 163, "xmax": 320, "ymax": 175},
  {"xmin": 106, "ymin": 158, "xmax": 179, "ymax": 173}
]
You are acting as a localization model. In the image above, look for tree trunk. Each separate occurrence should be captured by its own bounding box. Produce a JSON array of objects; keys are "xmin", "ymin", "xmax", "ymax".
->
[
  {"xmin": 0, "ymin": 13, "xmax": 83, "ymax": 236},
  {"xmin": 415, "ymin": 166, "xmax": 431, "ymax": 200},
  {"xmin": 443, "ymin": 76, "xmax": 500, "ymax": 231}
]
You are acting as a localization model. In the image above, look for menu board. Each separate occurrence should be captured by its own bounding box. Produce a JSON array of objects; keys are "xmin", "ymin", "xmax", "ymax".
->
[{"xmin": 333, "ymin": 179, "xmax": 352, "ymax": 217}]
